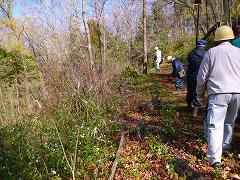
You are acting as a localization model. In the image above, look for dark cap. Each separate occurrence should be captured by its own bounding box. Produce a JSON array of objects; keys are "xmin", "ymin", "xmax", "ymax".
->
[{"xmin": 197, "ymin": 39, "xmax": 206, "ymax": 46}]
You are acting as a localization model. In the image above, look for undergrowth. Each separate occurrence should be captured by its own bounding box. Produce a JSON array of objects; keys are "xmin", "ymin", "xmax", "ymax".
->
[
  {"xmin": 0, "ymin": 67, "xmax": 153, "ymax": 179},
  {"xmin": 0, "ymin": 91, "xmax": 122, "ymax": 179}
]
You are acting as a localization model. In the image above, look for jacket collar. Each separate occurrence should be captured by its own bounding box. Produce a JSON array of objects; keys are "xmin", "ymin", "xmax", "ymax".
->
[{"xmin": 219, "ymin": 42, "xmax": 232, "ymax": 46}]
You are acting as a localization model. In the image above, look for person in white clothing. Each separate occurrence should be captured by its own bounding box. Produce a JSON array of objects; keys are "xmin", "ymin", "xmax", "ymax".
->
[
  {"xmin": 154, "ymin": 47, "xmax": 162, "ymax": 73},
  {"xmin": 195, "ymin": 25, "xmax": 240, "ymax": 168}
]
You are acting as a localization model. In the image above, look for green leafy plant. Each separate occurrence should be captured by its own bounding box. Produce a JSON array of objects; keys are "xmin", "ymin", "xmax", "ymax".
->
[{"xmin": 162, "ymin": 122, "xmax": 176, "ymax": 140}]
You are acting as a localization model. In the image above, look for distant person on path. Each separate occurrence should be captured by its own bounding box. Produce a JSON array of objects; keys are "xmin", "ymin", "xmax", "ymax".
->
[
  {"xmin": 232, "ymin": 25, "xmax": 240, "ymax": 48},
  {"xmin": 167, "ymin": 56, "xmax": 186, "ymax": 91},
  {"xmin": 195, "ymin": 25, "xmax": 240, "ymax": 168},
  {"xmin": 154, "ymin": 47, "xmax": 162, "ymax": 73},
  {"xmin": 186, "ymin": 40, "xmax": 206, "ymax": 108}
]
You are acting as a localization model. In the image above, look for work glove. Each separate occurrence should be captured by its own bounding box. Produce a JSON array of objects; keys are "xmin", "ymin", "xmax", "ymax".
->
[{"xmin": 193, "ymin": 96, "xmax": 202, "ymax": 107}]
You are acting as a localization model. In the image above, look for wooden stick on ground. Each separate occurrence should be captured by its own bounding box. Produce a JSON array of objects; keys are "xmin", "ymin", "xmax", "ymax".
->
[
  {"xmin": 174, "ymin": 157, "xmax": 207, "ymax": 180},
  {"xmin": 108, "ymin": 132, "xmax": 125, "ymax": 180}
]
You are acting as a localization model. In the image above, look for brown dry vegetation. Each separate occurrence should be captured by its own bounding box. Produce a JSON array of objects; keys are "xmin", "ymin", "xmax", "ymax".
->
[
  {"xmin": 1, "ymin": 0, "xmax": 240, "ymax": 179},
  {"xmin": 113, "ymin": 66, "xmax": 240, "ymax": 179}
]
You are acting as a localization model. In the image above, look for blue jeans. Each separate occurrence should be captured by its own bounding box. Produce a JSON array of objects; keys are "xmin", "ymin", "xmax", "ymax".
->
[
  {"xmin": 206, "ymin": 94, "xmax": 240, "ymax": 163},
  {"xmin": 175, "ymin": 77, "xmax": 185, "ymax": 90}
]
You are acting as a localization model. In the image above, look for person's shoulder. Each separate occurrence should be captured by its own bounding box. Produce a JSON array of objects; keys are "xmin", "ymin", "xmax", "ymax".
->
[
  {"xmin": 188, "ymin": 49, "xmax": 196, "ymax": 56},
  {"xmin": 230, "ymin": 44, "xmax": 240, "ymax": 49},
  {"xmin": 205, "ymin": 46, "xmax": 220, "ymax": 55},
  {"xmin": 208, "ymin": 46, "xmax": 217, "ymax": 52},
  {"xmin": 174, "ymin": 57, "xmax": 181, "ymax": 61},
  {"xmin": 196, "ymin": 47, "xmax": 206, "ymax": 55},
  {"xmin": 230, "ymin": 45, "xmax": 240, "ymax": 53},
  {"xmin": 175, "ymin": 58, "xmax": 183, "ymax": 64},
  {"xmin": 190, "ymin": 47, "xmax": 198, "ymax": 53},
  {"xmin": 207, "ymin": 43, "xmax": 240, "ymax": 55},
  {"xmin": 225, "ymin": 43, "xmax": 240, "ymax": 51}
]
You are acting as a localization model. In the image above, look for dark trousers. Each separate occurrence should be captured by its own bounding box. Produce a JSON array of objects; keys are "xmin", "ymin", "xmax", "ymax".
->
[{"xmin": 186, "ymin": 79, "xmax": 197, "ymax": 106}]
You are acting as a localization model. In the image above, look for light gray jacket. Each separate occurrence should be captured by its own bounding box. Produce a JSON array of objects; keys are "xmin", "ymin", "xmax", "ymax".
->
[{"xmin": 197, "ymin": 42, "xmax": 240, "ymax": 98}]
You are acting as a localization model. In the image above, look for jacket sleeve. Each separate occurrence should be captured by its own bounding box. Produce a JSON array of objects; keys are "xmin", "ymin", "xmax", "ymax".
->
[
  {"xmin": 186, "ymin": 52, "xmax": 192, "ymax": 79},
  {"xmin": 196, "ymin": 52, "xmax": 210, "ymax": 98},
  {"xmin": 187, "ymin": 51, "xmax": 193, "ymax": 63},
  {"xmin": 171, "ymin": 62, "xmax": 177, "ymax": 77},
  {"xmin": 176, "ymin": 60, "xmax": 184, "ymax": 72}
]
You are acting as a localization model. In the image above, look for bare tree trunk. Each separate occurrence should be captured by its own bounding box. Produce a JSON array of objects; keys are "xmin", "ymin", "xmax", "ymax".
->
[
  {"xmin": 223, "ymin": 0, "xmax": 231, "ymax": 26},
  {"xmin": 82, "ymin": 0, "xmax": 94, "ymax": 67},
  {"xmin": 195, "ymin": 4, "xmax": 200, "ymax": 45},
  {"xmin": 93, "ymin": 1, "xmax": 107, "ymax": 75},
  {"xmin": 96, "ymin": 21, "xmax": 103, "ymax": 69},
  {"xmin": 100, "ymin": 14, "xmax": 106, "ymax": 74},
  {"xmin": 236, "ymin": 1, "xmax": 239, "ymax": 25},
  {"xmin": 205, "ymin": 0, "xmax": 209, "ymax": 31},
  {"xmin": 208, "ymin": 0, "xmax": 218, "ymax": 23},
  {"xmin": 143, "ymin": 0, "xmax": 148, "ymax": 74},
  {"xmin": 102, "ymin": 17, "xmax": 106, "ymax": 75}
]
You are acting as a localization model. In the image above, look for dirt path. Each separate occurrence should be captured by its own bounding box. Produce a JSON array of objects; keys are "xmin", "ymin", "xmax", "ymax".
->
[{"xmin": 114, "ymin": 67, "xmax": 240, "ymax": 179}]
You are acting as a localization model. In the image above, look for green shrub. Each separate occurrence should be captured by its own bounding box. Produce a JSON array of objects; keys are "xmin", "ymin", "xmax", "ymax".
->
[
  {"xmin": 121, "ymin": 67, "xmax": 143, "ymax": 79},
  {"xmin": 0, "ymin": 92, "xmax": 119, "ymax": 179},
  {"xmin": 0, "ymin": 47, "xmax": 7, "ymax": 59},
  {"xmin": 0, "ymin": 48, "xmax": 38, "ymax": 83}
]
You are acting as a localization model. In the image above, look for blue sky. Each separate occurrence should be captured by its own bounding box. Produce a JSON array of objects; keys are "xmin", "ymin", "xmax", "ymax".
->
[
  {"xmin": 12, "ymin": 0, "xmax": 156, "ymax": 18},
  {"xmin": 13, "ymin": 1, "xmax": 23, "ymax": 17}
]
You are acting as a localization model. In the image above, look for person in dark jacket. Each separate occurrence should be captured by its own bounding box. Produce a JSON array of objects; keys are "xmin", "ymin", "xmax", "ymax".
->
[
  {"xmin": 167, "ymin": 56, "xmax": 186, "ymax": 91},
  {"xmin": 186, "ymin": 40, "xmax": 206, "ymax": 108}
]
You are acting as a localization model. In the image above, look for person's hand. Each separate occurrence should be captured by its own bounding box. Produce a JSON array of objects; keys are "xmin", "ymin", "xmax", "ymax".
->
[{"xmin": 193, "ymin": 97, "xmax": 202, "ymax": 107}]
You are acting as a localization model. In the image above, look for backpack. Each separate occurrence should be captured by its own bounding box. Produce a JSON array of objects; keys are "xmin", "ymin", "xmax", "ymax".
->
[{"xmin": 178, "ymin": 69, "xmax": 186, "ymax": 78}]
